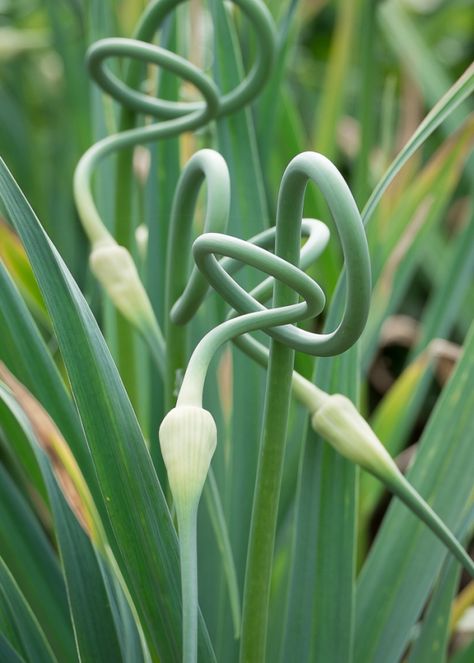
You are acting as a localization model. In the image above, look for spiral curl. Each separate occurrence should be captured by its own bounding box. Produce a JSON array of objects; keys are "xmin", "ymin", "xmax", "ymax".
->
[
  {"xmin": 166, "ymin": 150, "xmax": 371, "ymax": 408},
  {"xmin": 74, "ymin": 0, "xmax": 276, "ymax": 245}
]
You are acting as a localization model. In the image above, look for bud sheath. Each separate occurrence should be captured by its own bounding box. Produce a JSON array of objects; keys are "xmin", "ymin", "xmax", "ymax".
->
[
  {"xmin": 159, "ymin": 405, "xmax": 217, "ymax": 512},
  {"xmin": 311, "ymin": 394, "xmax": 398, "ymax": 480},
  {"xmin": 89, "ymin": 240, "xmax": 155, "ymax": 329}
]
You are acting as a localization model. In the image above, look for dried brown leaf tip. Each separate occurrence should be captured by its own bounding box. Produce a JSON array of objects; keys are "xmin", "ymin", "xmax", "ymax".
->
[{"xmin": 0, "ymin": 362, "xmax": 99, "ymax": 542}]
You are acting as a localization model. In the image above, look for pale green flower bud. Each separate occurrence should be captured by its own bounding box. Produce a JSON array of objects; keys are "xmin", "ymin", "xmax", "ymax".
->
[
  {"xmin": 89, "ymin": 240, "xmax": 154, "ymax": 328},
  {"xmin": 159, "ymin": 406, "xmax": 217, "ymax": 510},
  {"xmin": 135, "ymin": 224, "xmax": 149, "ymax": 261},
  {"xmin": 311, "ymin": 394, "xmax": 398, "ymax": 481},
  {"xmin": 311, "ymin": 394, "xmax": 474, "ymax": 578}
]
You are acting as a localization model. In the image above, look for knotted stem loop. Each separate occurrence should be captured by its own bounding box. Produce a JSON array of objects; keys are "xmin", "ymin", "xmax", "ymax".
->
[{"xmin": 74, "ymin": 0, "xmax": 276, "ymax": 245}]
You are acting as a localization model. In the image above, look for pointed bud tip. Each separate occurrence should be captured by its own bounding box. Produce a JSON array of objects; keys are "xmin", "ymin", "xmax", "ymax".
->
[
  {"xmin": 89, "ymin": 242, "xmax": 152, "ymax": 327},
  {"xmin": 311, "ymin": 394, "xmax": 397, "ymax": 479}
]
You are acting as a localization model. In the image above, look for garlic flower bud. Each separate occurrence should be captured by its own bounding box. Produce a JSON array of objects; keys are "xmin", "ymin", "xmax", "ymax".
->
[
  {"xmin": 89, "ymin": 239, "xmax": 155, "ymax": 328},
  {"xmin": 311, "ymin": 394, "xmax": 398, "ymax": 481},
  {"xmin": 159, "ymin": 406, "xmax": 217, "ymax": 510}
]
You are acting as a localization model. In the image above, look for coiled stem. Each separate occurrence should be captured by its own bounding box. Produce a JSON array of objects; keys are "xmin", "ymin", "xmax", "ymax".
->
[
  {"xmin": 168, "ymin": 151, "xmax": 371, "ymax": 662},
  {"xmin": 73, "ymin": 0, "xmax": 276, "ymax": 375},
  {"xmin": 175, "ymin": 152, "xmax": 371, "ymax": 401}
]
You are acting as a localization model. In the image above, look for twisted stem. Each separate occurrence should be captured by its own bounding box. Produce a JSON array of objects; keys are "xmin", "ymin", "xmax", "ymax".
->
[
  {"xmin": 167, "ymin": 152, "xmax": 371, "ymax": 662},
  {"xmin": 73, "ymin": 0, "xmax": 276, "ymax": 390}
]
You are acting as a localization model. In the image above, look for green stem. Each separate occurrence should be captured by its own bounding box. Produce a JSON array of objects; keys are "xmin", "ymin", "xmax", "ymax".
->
[
  {"xmin": 115, "ymin": 314, "xmax": 139, "ymax": 406},
  {"xmin": 140, "ymin": 325, "xmax": 166, "ymax": 380},
  {"xmin": 239, "ymin": 155, "xmax": 310, "ymax": 663},
  {"xmin": 165, "ymin": 150, "xmax": 230, "ymax": 409},
  {"xmin": 384, "ymin": 470, "xmax": 474, "ymax": 578},
  {"xmin": 239, "ymin": 343, "xmax": 295, "ymax": 662},
  {"xmin": 176, "ymin": 504, "xmax": 199, "ymax": 663},
  {"xmin": 204, "ymin": 470, "xmax": 242, "ymax": 638}
]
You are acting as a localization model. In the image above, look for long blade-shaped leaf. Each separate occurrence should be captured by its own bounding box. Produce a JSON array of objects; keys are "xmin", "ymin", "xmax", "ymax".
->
[
  {"xmin": 355, "ymin": 323, "xmax": 474, "ymax": 663},
  {"xmin": 0, "ymin": 158, "xmax": 215, "ymax": 662},
  {"xmin": 0, "ymin": 387, "xmax": 123, "ymax": 663},
  {"xmin": 0, "ymin": 557, "xmax": 56, "ymax": 663},
  {"xmin": 407, "ymin": 511, "xmax": 472, "ymax": 663},
  {"xmin": 0, "ymin": 464, "xmax": 75, "ymax": 662},
  {"xmin": 362, "ymin": 62, "xmax": 474, "ymax": 225},
  {"xmin": 0, "ymin": 635, "xmax": 26, "ymax": 663}
]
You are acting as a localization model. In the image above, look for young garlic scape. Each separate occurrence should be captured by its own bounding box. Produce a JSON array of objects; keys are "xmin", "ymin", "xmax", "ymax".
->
[
  {"xmin": 158, "ymin": 224, "xmax": 327, "ymax": 661},
  {"xmin": 73, "ymin": 0, "xmax": 276, "ymax": 403},
  {"xmin": 159, "ymin": 150, "xmax": 368, "ymax": 662},
  {"xmin": 88, "ymin": 238, "xmax": 165, "ymax": 362},
  {"xmin": 72, "ymin": 2, "xmax": 277, "ymax": 660}
]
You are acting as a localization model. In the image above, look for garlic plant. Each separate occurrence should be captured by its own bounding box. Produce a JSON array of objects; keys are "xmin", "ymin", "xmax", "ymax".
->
[{"xmin": 0, "ymin": 1, "xmax": 473, "ymax": 663}]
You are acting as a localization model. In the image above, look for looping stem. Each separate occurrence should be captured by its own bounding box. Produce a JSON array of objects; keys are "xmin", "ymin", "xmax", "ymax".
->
[{"xmin": 73, "ymin": 0, "xmax": 277, "ymax": 388}]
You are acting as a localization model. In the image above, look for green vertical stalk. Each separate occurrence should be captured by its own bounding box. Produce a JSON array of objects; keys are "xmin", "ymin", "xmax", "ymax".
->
[
  {"xmin": 165, "ymin": 150, "xmax": 230, "ymax": 410},
  {"xmin": 239, "ymin": 165, "xmax": 305, "ymax": 663},
  {"xmin": 165, "ymin": 175, "xmax": 202, "ymax": 410},
  {"xmin": 177, "ymin": 505, "xmax": 199, "ymax": 663},
  {"xmin": 238, "ymin": 344, "xmax": 295, "ymax": 662},
  {"xmin": 114, "ymin": 112, "xmax": 139, "ymax": 402},
  {"xmin": 111, "ymin": 1, "xmax": 175, "ymax": 406}
]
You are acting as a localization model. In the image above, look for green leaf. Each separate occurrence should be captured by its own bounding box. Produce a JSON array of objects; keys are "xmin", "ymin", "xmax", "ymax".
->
[
  {"xmin": 0, "ymin": 635, "xmax": 26, "ymax": 663},
  {"xmin": 0, "ymin": 263, "xmax": 146, "ymax": 659},
  {"xmin": 0, "ymin": 557, "xmax": 56, "ymax": 663},
  {"xmin": 0, "ymin": 221, "xmax": 49, "ymax": 329},
  {"xmin": 407, "ymin": 513, "xmax": 471, "ymax": 663},
  {"xmin": 409, "ymin": 206, "xmax": 474, "ymax": 360},
  {"xmin": 209, "ymin": 0, "xmax": 269, "ymax": 236},
  {"xmin": 377, "ymin": 0, "xmax": 469, "ymax": 144},
  {"xmin": 0, "ymin": 158, "xmax": 215, "ymax": 662},
  {"xmin": 282, "ymin": 348, "xmax": 359, "ymax": 663},
  {"xmin": 0, "ymin": 262, "xmax": 97, "ymax": 493},
  {"xmin": 361, "ymin": 118, "xmax": 474, "ymax": 369},
  {"xmin": 0, "ymin": 464, "xmax": 75, "ymax": 663},
  {"xmin": 256, "ymin": 0, "xmax": 299, "ymax": 169},
  {"xmin": 362, "ymin": 62, "xmax": 474, "ymax": 226},
  {"xmin": 0, "ymin": 386, "xmax": 123, "ymax": 663},
  {"xmin": 355, "ymin": 323, "xmax": 474, "ymax": 663}
]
